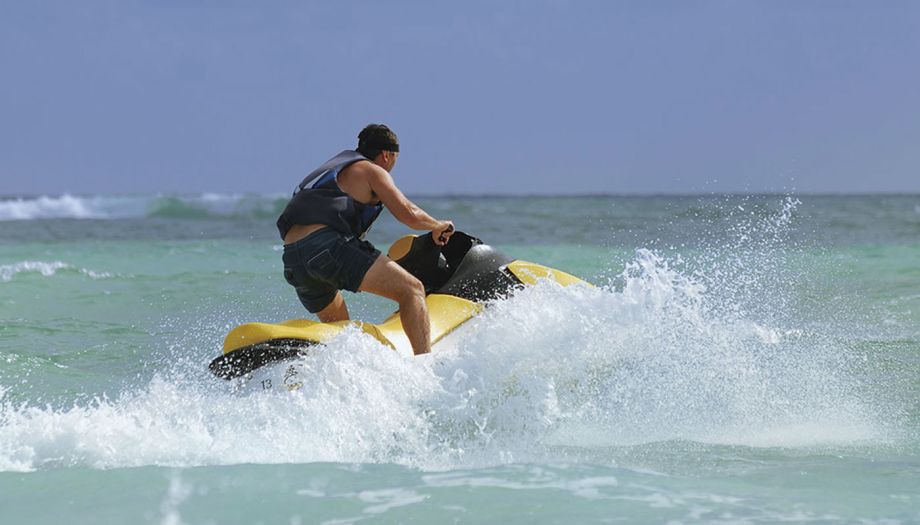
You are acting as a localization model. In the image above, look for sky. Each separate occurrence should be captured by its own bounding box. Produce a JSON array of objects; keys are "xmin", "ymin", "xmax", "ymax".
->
[{"xmin": 1, "ymin": 1, "xmax": 919, "ymax": 196}]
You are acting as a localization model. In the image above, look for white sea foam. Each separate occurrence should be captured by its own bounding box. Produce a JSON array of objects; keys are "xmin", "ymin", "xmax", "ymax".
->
[
  {"xmin": 199, "ymin": 193, "xmax": 244, "ymax": 204},
  {"xmin": 159, "ymin": 471, "xmax": 192, "ymax": 525},
  {"xmin": 0, "ymin": 261, "xmax": 112, "ymax": 282},
  {"xmin": 421, "ymin": 469, "xmax": 620, "ymax": 500},
  {"xmin": 0, "ymin": 193, "xmax": 270, "ymax": 221},
  {"xmin": 357, "ymin": 488, "xmax": 429, "ymax": 514},
  {"xmin": 0, "ymin": 246, "xmax": 887, "ymax": 473},
  {"xmin": 0, "ymin": 194, "xmax": 106, "ymax": 220}
]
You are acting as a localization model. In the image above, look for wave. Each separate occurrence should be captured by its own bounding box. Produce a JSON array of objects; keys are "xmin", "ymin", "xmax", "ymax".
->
[
  {"xmin": 0, "ymin": 261, "xmax": 113, "ymax": 283},
  {"xmin": 0, "ymin": 195, "xmax": 110, "ymax": 220},
  {"xmin": 0, "ymin": 194, "xmax": 288, "ymax": 221}
]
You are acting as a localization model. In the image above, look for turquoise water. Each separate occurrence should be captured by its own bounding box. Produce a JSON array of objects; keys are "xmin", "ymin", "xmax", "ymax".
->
[{"xmin": 1, "ymin": 194, "xmax": 918, "ymax": 523}]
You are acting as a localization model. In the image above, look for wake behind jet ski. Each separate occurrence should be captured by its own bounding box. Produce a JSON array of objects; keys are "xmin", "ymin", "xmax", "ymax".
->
[{"xmin": 209, "ymin": 232, "xmax": 588, "ymax": 386}]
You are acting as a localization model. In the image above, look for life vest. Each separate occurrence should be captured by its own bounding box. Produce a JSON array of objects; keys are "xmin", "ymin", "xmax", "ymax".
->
[{"xmin": 276, "ymin": 150, "xmax": 384, "ymax": 240}]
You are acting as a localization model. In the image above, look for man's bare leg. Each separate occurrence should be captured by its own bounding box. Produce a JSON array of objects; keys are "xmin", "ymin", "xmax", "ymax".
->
[
  {"xmin": 359, "ymin": 254, "xmax": 430, "ymax": 355},
  {"xmin": 316, "ymin": 292, "xmax": 349, "ymax": 323}
]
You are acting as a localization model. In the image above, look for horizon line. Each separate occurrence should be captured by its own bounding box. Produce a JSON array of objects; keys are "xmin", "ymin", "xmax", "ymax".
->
[{"xmin": 1, "ymin": 190, "xmax": 920, "ymax": 200}]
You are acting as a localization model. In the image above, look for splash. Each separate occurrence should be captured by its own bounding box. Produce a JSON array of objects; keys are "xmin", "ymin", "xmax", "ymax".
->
[
  {"xmin": 0, "ymin": 330, "xmax": 440, "ymax": 472},
  {"xmin": 429, "ymin": 251, "xmax": 879, "ymax": 456},
  {"xmin": 0, "ymin": 196, "xmax": 894, "ymax": 472},
  {"xmin": 0, "ymin": 256, "xmax": 884, "ymax": 472}
]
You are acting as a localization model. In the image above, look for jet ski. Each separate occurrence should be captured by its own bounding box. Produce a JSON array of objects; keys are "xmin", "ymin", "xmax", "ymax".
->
[{"xmin": 209, "ymin": 231, "xmax": 589, "ymax": 390}]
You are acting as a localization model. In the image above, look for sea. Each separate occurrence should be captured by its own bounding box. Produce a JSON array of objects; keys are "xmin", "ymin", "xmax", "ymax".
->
[{"xmin": 0, "ymin": 193, "xmax": 917, "ymax": 524}]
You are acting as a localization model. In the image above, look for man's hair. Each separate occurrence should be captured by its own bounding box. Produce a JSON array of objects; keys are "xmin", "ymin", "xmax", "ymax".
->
[{"xmin": 357, "ymin": 124, "xmax": 399, "ymax": 159}]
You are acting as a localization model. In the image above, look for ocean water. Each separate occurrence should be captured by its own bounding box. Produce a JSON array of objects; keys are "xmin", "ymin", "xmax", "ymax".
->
[{"xmin": 0, "ymin": 193, "xmax": 918, "ymax": 524}]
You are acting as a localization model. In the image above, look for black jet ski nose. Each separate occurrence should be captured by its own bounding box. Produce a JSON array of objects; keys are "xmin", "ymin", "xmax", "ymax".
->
[{"xmin": 387, "ymin": 231, "xmax": 517, "ymax": 302}]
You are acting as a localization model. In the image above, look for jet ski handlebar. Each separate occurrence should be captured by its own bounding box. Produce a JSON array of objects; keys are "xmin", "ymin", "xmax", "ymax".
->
[{"xmin": 436, "ymin": 223, "xmax": 455, "ymax": 245}]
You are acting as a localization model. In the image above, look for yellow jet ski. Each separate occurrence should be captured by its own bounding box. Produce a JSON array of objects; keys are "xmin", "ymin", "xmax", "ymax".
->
[{"xmin": 209, "ymin": 231, "xmax": 589, "ymax": 381}]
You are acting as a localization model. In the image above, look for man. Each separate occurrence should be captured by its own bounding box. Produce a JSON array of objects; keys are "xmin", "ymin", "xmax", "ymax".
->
[{"xmin": 276, "ymin": 124, "xmax": 454, "ymax": 355}]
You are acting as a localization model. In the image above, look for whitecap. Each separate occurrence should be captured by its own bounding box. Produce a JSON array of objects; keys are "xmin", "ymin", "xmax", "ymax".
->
[
  {"xmin": 0, "ymin": 194, "xmax": 104, "ymax": 221},
  {"xmin": 0, "ymin": 261, "xmax": 112, "ymax": 282}
]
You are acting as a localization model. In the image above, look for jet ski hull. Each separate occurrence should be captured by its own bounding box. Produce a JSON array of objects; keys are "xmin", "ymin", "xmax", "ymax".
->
[{"xmin": 210, "ymin": 232, "xmax": 588, "ymax": 381}]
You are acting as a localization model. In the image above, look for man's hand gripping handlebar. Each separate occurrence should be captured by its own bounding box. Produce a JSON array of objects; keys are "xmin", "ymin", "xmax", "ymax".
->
[{"xmin": 433, "ymin": 221, "xmax": 454, "ymax": 246}]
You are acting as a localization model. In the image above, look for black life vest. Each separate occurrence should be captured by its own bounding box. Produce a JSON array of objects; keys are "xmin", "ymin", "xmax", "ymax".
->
[{"xmin": 276, "ymin": 150, "xmax": 384, "ymax": 240}]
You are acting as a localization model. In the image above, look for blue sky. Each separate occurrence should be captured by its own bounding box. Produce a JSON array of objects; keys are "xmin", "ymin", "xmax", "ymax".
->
[{"xmin": 2, "ymin": 1, "xmax": 919, "ymax": 195}]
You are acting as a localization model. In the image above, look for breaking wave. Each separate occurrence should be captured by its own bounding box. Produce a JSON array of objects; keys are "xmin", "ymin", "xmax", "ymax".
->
[
  {"xmin": 0, "ymin": 194, "xmax": 110, "ymax": 220},
  {"xmin": 0, "ymin": 261, "xmax": 113, "ymax": 283},
  {"xmin": 0, "ymin": 194, "xmax": 287, "ymax": 221}
]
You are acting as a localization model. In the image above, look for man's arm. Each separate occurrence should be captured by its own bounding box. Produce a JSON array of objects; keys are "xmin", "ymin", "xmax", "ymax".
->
[{"xmin": 365, "ymin": 165, "xmax": 454, "ymax": 244}]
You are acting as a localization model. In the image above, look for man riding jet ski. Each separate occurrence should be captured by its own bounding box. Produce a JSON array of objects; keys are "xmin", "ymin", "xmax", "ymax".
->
[
  {"xmin": 276, "ymin": 124, "xmax": 455, "ymax": 358},
  {"xmin": 209, "ymin": 231, "xmax": 589, "ymax": 382}
]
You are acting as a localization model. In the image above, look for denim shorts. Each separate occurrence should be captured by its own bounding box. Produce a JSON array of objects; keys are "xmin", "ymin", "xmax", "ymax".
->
[{"xmin": 282, "ymin": 227, "xmax": 381, "ymax": 313}]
